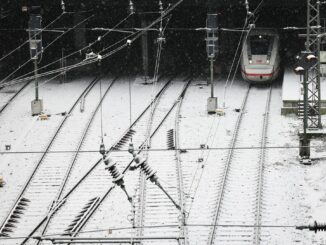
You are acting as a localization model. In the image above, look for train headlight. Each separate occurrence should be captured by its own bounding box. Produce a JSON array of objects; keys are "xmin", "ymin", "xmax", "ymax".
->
[
  {"xmin": 266, "ymin": 59, "xmax": 270, "ymax": 64},
  {"xmin": 249, "ymin": 60, "xmax": 252, "ymax": 64}
]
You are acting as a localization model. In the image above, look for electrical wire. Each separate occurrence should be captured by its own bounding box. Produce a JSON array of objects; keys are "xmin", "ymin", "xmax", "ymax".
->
[
  {"xmin": 0, "ymin": 26, "xmax": 308, "ymax": 33},
  {"xmin": 0, "ymin": 14, "xmax": 94, "ymax": 85},
  {"xmin": 0, "ymin": 145, "xmax": 323, "ymax": 155},
  {"xmin": 186, "ymin": 114, "xmax": 224, "ymax": 216},
  {"xmin": 228, "ymin": 24, "xmax": 254, "ymax": 90},
  {"xmin": 3, "ymin": 13, "xmax": 133, "ymax": 88},
  {"xmin": 222, "ymin": 16, "xmax": 249, "ymax": 107},
  {"xmin": 0, "ymin": 223, "xmax": 298, "ymax": 240},
  {"xmin": 2, "ymin": 2, "xmax": 183, "ymax": 89},
  {"xmin": 99, "ymin": 72, "xmax": 104, "ymax": 142},
  {"xmin": 0, "ymin": 12, "xmax": 66, "ymax": 64},
  {"xmin": 222, "ymin": 0, "xmax": 266, "ymax": 107},
  {"xmin": 185, "ymin": 77, "xmax": 226, "ymax": 202},
  {"xmin": 252, "ymin": 0, "xmax": 266, "ymax": 14}
]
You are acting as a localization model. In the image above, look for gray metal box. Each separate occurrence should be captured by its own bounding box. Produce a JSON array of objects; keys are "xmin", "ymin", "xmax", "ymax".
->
[
  {"xmin": 31, "ymin": 99, "xmax": 43, "ymax": 116},
  {"xmin": 320, "ymin": 51, "xmax": 326, "ymax": 63},
  {"xmin": 207, "ymin": 97, "xmax": 217, "ymax": 114}
]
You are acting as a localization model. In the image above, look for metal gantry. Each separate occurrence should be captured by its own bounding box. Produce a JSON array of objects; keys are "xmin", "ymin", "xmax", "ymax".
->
[{"xmin": 305, "ymin": 0, "xmax": 322, "ymax": 129}]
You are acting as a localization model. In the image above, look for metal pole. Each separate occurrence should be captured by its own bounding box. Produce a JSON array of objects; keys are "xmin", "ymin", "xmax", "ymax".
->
[
  {"xmin": 306, "ymin": 0, "xmax": 322, "ymax": 129},
  {"xmin": 303, "ymin": 71, "xmax": 308, "ymax": 136},
  {"xmin": 61, "ymin": 48, "xmax": 66, "ymax": 83},
  {"xmin": 316, "ymin": 1, "xmax": 322, "ymax": 128},
  {"xmin": 34, "ymin": 59, "xmax": 39, "ymax": 100},
  {"xmin": 210, "ymin": 58, "xmax": 214, "ymax": 98},
  {"xmin": 141, "ymin": 19, "xmax": 149, "ymax": 82}
]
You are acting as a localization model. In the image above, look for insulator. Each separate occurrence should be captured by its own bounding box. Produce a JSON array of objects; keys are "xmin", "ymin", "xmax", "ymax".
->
[
  {"xmin": 297, "ymin": 221, "xmax": 326, "ymax": 233},
  {"xmin": 61, "ymin": 0, "xmax": 65, "ymax": 12},
  {"xmin": 128, "ymin": 143, "xmax": 134, "ymax": 154},
  {"xmin": 0, "ymin": 176, "xmax": 5, "ymax": 187},
  {"xmin": 159, "ymin": 0, "xmax": 163, "ymax": 11},
  {"xmin": 104, "ymin": 156, "xmax": 124, "ymax": 185},
  {"xmin": 134, "ymin": 155, "xmax": 157, "ymax": 181},
  {"xmin": 129, "ymin": 0, "xmax": 135, "ymax": 14},
  {"xmin": 99, "ymin": 142, "xmax": 106, "ymax": 157},
  {"xmin": 310, "ymin": 221, "xmax": 326, "ymax": 233}
]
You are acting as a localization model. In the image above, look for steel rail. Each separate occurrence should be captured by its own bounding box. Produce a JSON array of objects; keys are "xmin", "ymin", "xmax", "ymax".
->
[
  {"xmin": 36, "ymin": 77, "xmax": 118, "ymax": 244},
  {"xmin": 0, "ymin": 82, "xmax": 30, "ymax": 114},
  {"xmin": 207, "ymin": 84, "xmax": 273, "ymax": 245},
  {"xmin": 174, "ymin": 80, "xmax": 190, "ymax": 245},
  {"xmin": 137, "ymin": 78, "xmax": 191, "ymax": 244},
  {"xmin": 0, "ymin": 75, "xmax": 101, "ymax": 237},
  {"xmin": 253, "ymin": 85, "xmax": 272, "ymax": 245},
  {"xmin": 69, "ymin": 78, "xmax": 189, "ymax": 241},
  {"xmin": 136, "ymin": 78, "xmax": 168, "ymax": 240},
  {"xmin": 50, "ymin": 77, "xmax": 180, "ymax": 243},
  {"xmin": 207, "ymin": 85, "xmax": 251, "ymax": 245},
  {"xmin": 21, "ymin": 76, "xmax": 174, "ymax": 244},
  {"xmin": 64, "ymin": 78, "xmax": 191, "ymax": 244}
]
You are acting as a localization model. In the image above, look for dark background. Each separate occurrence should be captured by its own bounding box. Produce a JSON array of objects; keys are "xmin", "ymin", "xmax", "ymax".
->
[{"xmin": 0, "ymin": 0, "xmax": 323, "ymax": 79}]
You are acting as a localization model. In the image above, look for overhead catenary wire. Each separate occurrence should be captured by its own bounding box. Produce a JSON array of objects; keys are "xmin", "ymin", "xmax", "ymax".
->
[
  {"xmin": 0, "ymin": 12, "xmax": 66, "ymax": 64},
  {"xmin": 99, "ymin": 68, "xmax": 104, "ymax": 142},
  {"xmin": 0, "ymin": 14, "xmax": 94, "ymax": 85},
  {"xmin": 185, "ymin": 81, "xmax": 226, "ymax": 212},
  {"xmin": 1, "ymin": 1, "xmax": 188, "ymax": 89},
  {"xmin": 222, "ymin": 16, "xmax": 249, "ymax": 108},
  {"xmin": 228, "ymin": 23, "xmax": 254, "ymax": 91},
  {"xmin": 222, "ymin": 0, "xmax": 266, "ymax": 107},
  {"xmin": 127, "ymin": 6, "xmax": 134, "ymax": 130},
  {"xmin": 2, "ymin": 13, "xmax": 134, "ymax": 88},
  {"xmin": 186, "ymin": 114, "xmax": 224, "ymax": 215},
  {"xmin": 12, "ymin": 4, "xmax": 186, "ymax": 241},
  {"xmin": 0, "ymin": 223, "xmax": 302, "ymax": 241},
  {"xmin": 0, "ymin": 144, "xmax": 323, "ymax": 154},
  {"xmin": 185, "ymin": 0, "xmax": 259, "ymax": 221},
  {"xmin": 0, "ymin": 26, "xmax": 308, "ymax": 33}
]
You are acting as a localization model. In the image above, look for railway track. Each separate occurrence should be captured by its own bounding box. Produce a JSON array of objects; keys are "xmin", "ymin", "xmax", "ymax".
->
[
  {"xmin": 207, "ymin": 85, "xmax": 272, "ymax": 245},
  {"xmin": 0, "ymin": 75, "xmax": 114, "ymax": 243},
  {"xmin": 22, "ymin": 77, "xmax": 177, "ymax": 243},
  {"xmin": 0, "ymin": 82, "xmax": 30, "ymax": 115},
  {"xmin": 35, "ymin": 78, "xmax": 191, "ymax": 245},
  {"xmin": 134, "ymin": 79, "xmax": 191, "ymax": 245}
]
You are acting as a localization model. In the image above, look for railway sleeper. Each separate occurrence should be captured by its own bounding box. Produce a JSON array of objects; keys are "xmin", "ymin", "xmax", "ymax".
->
[
  {"xmin": 113, "ymin": 129, "xmax": 136, "ymax": 150},
  {"xmin": 0, "ymin": 197, "xmax": 30, "ymax": 236},
  {"xmin": 167, "ymin": 129, "xmax": 175, "ymax": 150},
  {"xmin": 64, "ymin": 197, "xmax": 100, "ymax": 235}
]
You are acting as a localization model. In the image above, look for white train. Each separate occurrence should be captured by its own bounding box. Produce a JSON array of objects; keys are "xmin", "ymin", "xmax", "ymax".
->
[{"xmin": 241, "ymin": 29, "xmax": 281, "ymax": 83}]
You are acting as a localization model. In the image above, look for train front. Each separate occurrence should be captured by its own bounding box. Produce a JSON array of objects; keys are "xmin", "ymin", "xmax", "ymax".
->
[{"xmin": 241, "ymin": 30, "xmax": 280, "ymax": 83}]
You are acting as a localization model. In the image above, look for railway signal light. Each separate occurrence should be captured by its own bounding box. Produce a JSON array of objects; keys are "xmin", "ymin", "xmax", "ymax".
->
[
  {"xmin": 28, "ymin": 14, "xmax": 43, "ymax": 60},
  {"xmin": 205, "ymin": 14, "xmax": 218, "ymax": 59},
  {"xmin": 206, "ymin": 14, "xmax": 219, "ymax": 113},
  {"xmin": 28, "ymin": 5, "xmax": 44, "ymax": 116}
]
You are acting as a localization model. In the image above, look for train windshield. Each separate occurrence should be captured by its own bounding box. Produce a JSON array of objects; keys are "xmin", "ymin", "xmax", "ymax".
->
[{"xmin": 249, "ymin": 35, "xmax": 272, "ymax": 55}]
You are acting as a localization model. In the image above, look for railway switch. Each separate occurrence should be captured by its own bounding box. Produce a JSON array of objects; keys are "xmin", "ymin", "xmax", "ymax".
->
[{"xmin": 133, "ymin": 154, "xmax": 181, "ymax": 210}]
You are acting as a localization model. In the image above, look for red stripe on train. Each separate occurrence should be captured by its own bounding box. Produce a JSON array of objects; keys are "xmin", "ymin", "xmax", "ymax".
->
[{"xmin": 241, "ymin": 70, "xmax": 274, "ymax": 77}]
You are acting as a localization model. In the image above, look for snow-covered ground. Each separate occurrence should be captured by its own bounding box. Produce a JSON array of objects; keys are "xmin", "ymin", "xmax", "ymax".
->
[{"xmin": 0, "ymin": 76, "xmax": 325, "ymax": 244}]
